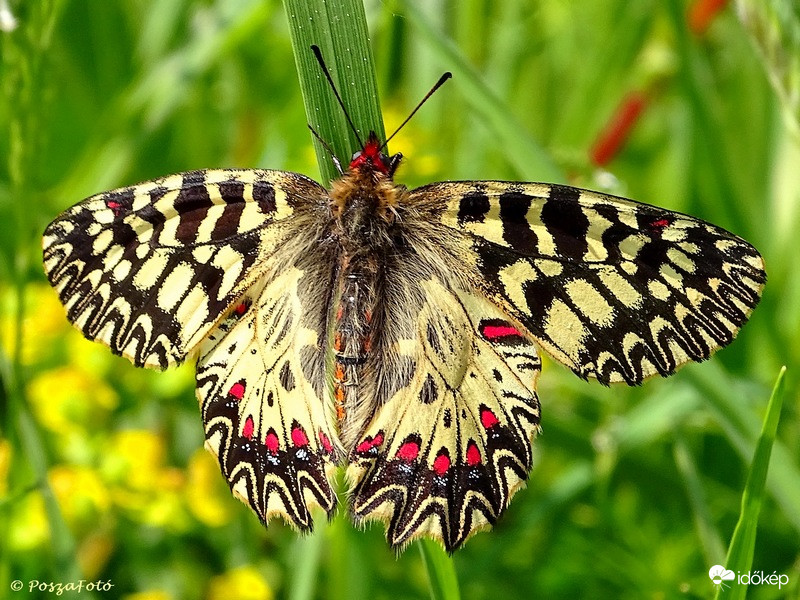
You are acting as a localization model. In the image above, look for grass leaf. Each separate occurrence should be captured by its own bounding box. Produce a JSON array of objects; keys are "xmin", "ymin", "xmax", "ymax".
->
[
  {"xmin": 282, "ymin": 0, "xmax": 385, "ymax": 183},
  {"xmin": 714, "ymin": 366, "xmax": 787, "ymax": 600},
  {"xmin": 419, "ymin": 538, "xmax": 461, "ymax": 600}
]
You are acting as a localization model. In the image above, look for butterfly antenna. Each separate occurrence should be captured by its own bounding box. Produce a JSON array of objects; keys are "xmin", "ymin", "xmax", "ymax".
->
[
  {"xmin": 381, "ymin": 72, "xmax": 452, "ymax": 151},
  {"xmin": 307, "ymin": 124, "xmax": 344, "ymax": 174},
  {"xmin": 310, "ymin": 45, "xmax": 364, "ymax": 148}
]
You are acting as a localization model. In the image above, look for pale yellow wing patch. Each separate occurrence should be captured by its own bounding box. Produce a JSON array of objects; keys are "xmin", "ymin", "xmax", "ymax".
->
[{"xmin": 347, "ymin": 279, "xmax": 541, "ymax": 551}]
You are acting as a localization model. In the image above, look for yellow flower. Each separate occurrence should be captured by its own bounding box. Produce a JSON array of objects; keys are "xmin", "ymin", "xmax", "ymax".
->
[
  {"xmin": 123, "ymin": 592, "xmax": 173, "ymax": 600},
  {"xmin": 207, "ymin": 566, "xmax": 274, "ymax": 600},
  {"xmin": 184, "ymin": 448, "xmax": 234, "ymax": 527},
  {"xmin": 49, "ymin": 464, "xmax": 111, "ymax": 526},
  {"xmin": 28, "ymin": 366, "xmax": 117, "ymax": 437},
  {"xmin": 8, "ymin": 492, "xmax": 49, "ymax": 551},
  {"xmin": 103, "ymin": 429, "xmax": 190, "ymax": 530},
  {"xmin": 105, "ymin": 430, "xmax": 167, "ymax": 491},
  {"xmin": 1, "ymin": 283, "xmax": 76, "ymax": 366},
  {"xmin": 0, "ymin": 437, "xmax": 10, "ymax": 496}
]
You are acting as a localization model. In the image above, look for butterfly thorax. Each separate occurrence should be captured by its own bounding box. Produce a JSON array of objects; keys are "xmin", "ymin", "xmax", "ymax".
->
[{"xmin": 328, "ymin": 165, "xmax": 408, "ymax": 433}]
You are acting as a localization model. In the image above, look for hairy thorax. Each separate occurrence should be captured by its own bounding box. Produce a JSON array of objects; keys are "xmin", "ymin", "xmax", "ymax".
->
[{"xmin": 328, "ymin": 170, "xmax": 409, "ymax": 439}]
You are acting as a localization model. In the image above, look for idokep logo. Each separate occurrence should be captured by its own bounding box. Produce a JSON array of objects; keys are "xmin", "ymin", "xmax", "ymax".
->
[
  {"xmin": 709, "ymin": 565, "xmax": 736, "ymax": 589},
  {"xmin": 708, "ymin": 565, "xmax": 790, "ymax": 591}
]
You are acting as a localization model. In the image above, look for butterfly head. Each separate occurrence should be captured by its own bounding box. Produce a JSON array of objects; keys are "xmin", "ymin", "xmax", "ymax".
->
[{"xmin": 349, "ymin": 131, "xmax": 402, "ymax": 178}]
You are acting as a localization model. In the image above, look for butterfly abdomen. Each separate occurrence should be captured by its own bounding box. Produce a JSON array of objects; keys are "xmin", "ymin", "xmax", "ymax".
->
[{"xmin": 329, "ymin": 170, "xmax": 408, "ymax": 436}]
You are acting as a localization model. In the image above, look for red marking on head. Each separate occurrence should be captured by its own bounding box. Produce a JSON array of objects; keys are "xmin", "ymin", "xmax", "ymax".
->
[
  {"xmin": 348, "ymin": 136, "xmax": 390, "ymax": 175},
  {"xmin": 291, "ymin": 426, "xmax": 308, "ymax": 447},
  {"xmin": 264, "ymin": 430, "xmax": 279, "ymax": 454},
  {"xmin": 234, "ymin": 303, "xmax": 247, "ymax": 316},
  {"xmin": 319, "ymin": 430, "xmax": 333, "ymax": 454},
  {"xmin": 433, "ymin": 452, "xmax": 451, "ymax": 475},
  {"xmin": 482, "ymin": 324, "xmax": 523, "ymax": 341},
  {"xmin": 396, "ymin": 441, "xmax": 420, "ymax": 462},
  {"xmin": 242, "ymin": 416, "xmax": 254, "ymax": 440},
  {"xmin": 480, "ymin": 408, "xmax": 500, "ymax": 429},
  {"xmin": 466, "ymin": 441, "xmax": 481, "ymax": 466},
  {"xmin": 228, "ymin": 382, "xmax": 245, "ymax": 400}
]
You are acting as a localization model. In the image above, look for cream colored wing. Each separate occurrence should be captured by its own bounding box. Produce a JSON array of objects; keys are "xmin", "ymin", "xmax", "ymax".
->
[
  {"xmin": 197, "ymin": 265, "xmax": 341, "ymax": 530},
  {"xmin": 347, "ymin": 279, "xmax": 541, "ymax": 551},
  {"xmin": 412, "ymin": 181, "xmax": 766, "ymax": 385},
  {"xmin": 43, "ymin": 169, "xmax": 326, "ymax": 368}
]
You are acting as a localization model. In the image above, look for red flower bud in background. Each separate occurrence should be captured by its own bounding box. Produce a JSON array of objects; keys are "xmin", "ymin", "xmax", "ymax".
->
[{"xmin": 590, "ymin": 91, "xmax": 648, "ymax": 167}]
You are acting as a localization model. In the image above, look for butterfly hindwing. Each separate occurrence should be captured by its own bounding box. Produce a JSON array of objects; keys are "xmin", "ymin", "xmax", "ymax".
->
[
  {"xmin": 412, "ymin": 181, "xmax": 766, "ymax": 384},
  {"xmin": 347, "ymin": 278, "xmax": 541, "ymax": 551},
  {"xmin": 196, "ymin": 264, "xmax": 341, "ymax": 530},
  {"xmin": 42, "ymin": 169, "xmax": 326, "ymax": 368}
]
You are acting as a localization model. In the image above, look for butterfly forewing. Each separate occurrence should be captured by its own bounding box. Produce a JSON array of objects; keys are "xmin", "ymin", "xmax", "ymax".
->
[
  {"xmin": 42, "ymin": 169, "xmax": 325, "ymax": 368},
  {"xmin": 413, "ymin": 181, "xmax": 766, "ymax": 385}
]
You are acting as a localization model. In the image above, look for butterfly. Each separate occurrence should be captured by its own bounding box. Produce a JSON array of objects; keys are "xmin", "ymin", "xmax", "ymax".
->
[{"xmin": 42, "ymin": 49, "xmax": 765, "ymax": 552}]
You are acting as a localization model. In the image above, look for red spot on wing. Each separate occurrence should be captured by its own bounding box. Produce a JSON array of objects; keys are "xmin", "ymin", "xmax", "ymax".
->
[
  {"xmin": 649, "ymin": 217, "xmax": 671, "ymax": 230},
  {"xmin": 264, "ymin": 430, "xmax": 279, "ymax": 454},
  {"xmin": 234, "ymin": 302, "xmax": 248, "ymax": 316},
  {"xmin": 396, "ymin": 441, "xmax": 420, "ymax": 462},
  {"xmin": 242, "ymin": 416, "xmax": 254, "ymax": 440},
  {"xmin": 480, "ymin": 408, "xmax": 500, "ymax": 429},
  {"xmin": 291, "ymin": 426, "xmax": 308, "ymax": 447},
  {"xmin": 482, "ymin": 324, "xmax": 523, "ymax": 340},
  {"xmin": 319, "ymin": 430, "xmax": 333, "ymax": 454},
  {"xmin": 228, "ymin": 382, "xmax": 245, "ymax": 400},
  {"xmin": 466, "ymin": 441, "xmax": 482, "ymax": 466},
  {"xmin": 356, "ymin": 431, "xmax": 385, "ymax": 454},
  {"xmin": 433, "ymin": 451, "xmax": 451, "ymax": 475}
]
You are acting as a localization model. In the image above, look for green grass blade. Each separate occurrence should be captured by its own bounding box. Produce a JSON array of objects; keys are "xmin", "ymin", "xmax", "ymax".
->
[
  {"xmin": 288, "ymin": 517, "xmax": 327, "ymax": 600},
  {"xmin": 674, "ymin": 436, "xmax": 726, "ymax": 566},
  {"xmin": 714, "ymin": 366, "xmax": 787, "ymax": 600},
  {"xmin": 689, "ymin": 363, "xmax": 800, "ymax": 533},
  {"xmin": 736, "ymin": 0, "xmax": 800, "ymax": 140},
  {"xmin": 418, "ymin": 539, "xmax": 461, "ymax": 600},
  {"xmin": 282, "ymin": 0, "xmax": 385, "ymax": 183},
  {"xmin": 396, "ymin": 0, "xmax": 563, "ymax": 182}
]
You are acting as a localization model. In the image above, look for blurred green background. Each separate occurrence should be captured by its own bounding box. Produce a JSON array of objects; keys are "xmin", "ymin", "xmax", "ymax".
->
[{"xmin": 1, "ymin": 1, "xmax": 799, "ymax": 598}]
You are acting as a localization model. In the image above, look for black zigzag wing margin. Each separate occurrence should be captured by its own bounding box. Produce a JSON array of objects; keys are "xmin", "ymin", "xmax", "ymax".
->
[
  {"xmin": 412, "ymin": 180, "xmax": 766, "ymax": 385},
  {"xmin": 42, "ymin": 169, "xmax": 326, "ymax": 368}
]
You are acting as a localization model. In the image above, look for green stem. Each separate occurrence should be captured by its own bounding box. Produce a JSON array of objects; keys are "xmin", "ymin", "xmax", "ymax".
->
[
  {"xmin": 715, "ymin": 367, "xmax": 787, "ymax": 600},
  {"xmin": 282, "ymin": 0, "xmax": 385, "ymax": 184}
]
